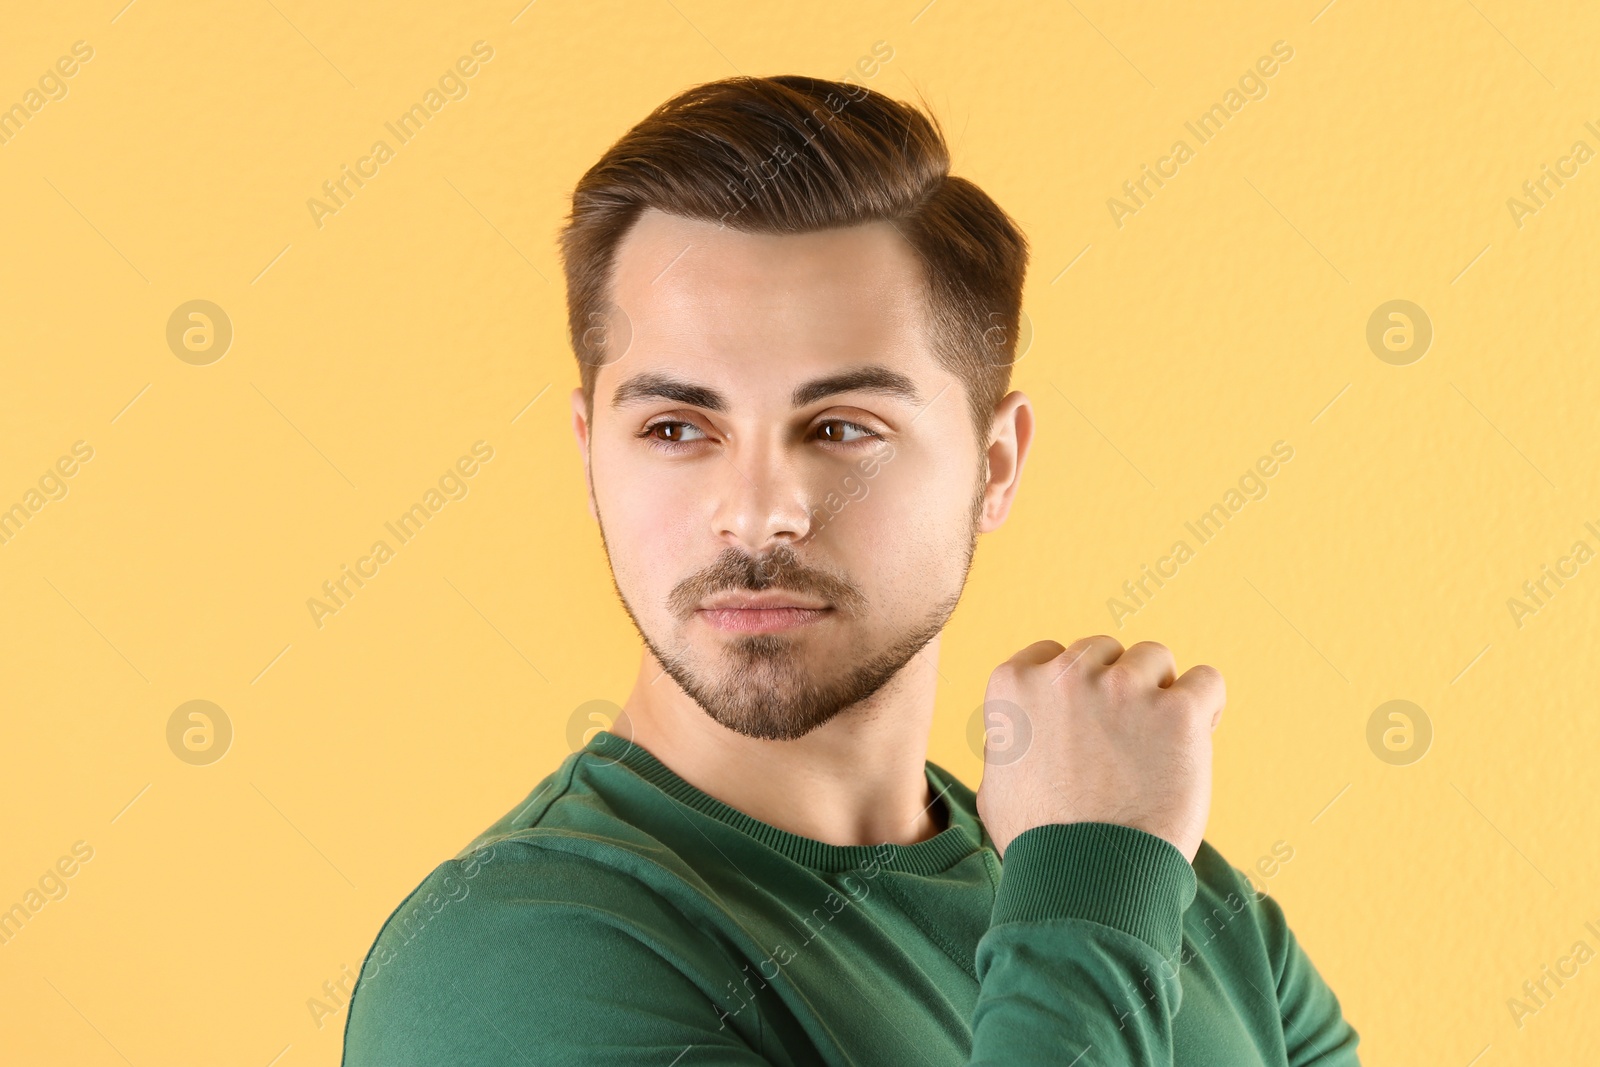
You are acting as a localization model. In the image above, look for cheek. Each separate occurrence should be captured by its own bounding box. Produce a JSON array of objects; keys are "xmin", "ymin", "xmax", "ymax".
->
[
  {"xmin": 593, "ymin": 447, "xmax": 697, "ymax": 587},
  {"xmin": 830, "ymin": 455, "xmax": 972, "ymax": 575}
]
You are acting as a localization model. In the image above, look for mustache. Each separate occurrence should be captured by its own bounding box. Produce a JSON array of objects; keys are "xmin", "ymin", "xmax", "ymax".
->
[{"xmin": 668, "ymin": 544, "xmax": 865, "ymax": 618}]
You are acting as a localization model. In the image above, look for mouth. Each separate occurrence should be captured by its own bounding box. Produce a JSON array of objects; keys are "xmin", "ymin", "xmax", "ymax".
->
[{"xmin": 695, "ymin": 591, "xmax": 833, "ymax": 634}]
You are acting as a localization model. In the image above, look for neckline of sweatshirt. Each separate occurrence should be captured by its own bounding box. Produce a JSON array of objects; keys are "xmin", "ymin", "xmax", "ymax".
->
[{"xmin": 573, "ymin": 728, "xmax": 990, "ymax": 877}]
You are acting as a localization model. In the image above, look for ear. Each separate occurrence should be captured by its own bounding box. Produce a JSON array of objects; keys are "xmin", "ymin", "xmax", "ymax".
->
[
  {"xmin": 978, "ymin": 390, "xmax": 1033, "ymax": 532},
  {"xmin": 570, "ymin": 386, "xmax": 597, "ymax": 521}
]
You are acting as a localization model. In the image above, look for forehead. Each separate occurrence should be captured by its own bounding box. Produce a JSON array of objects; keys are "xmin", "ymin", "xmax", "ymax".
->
[{"xmin": 598, "ymin": 208, "xmax": 940, "ymax": 401}]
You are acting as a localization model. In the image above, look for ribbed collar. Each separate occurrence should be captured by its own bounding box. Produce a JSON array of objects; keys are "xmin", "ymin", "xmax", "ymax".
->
[{"xmin": 584, "ymin": 730, "xmax": 986, "ymax": 876}]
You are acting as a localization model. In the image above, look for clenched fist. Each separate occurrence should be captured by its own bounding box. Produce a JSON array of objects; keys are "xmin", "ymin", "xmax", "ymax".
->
[{"xmin": 975, "ymin": 636, "xmax": 1226, "ymax": 864}]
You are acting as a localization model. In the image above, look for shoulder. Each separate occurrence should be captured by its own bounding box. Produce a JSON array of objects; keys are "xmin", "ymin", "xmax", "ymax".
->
[
  {"xmin": 342, "ymin": 839, "xmax": 745, "ymax": 1064},
  {"xmin": 356, "ymin": 841, "xmax": 632, "ymax": 975},
  {"xmin": 1187, "ymin": 841, "xmax": 1362, "ymax": 1060},
  {"xmin": 342, "ymin": 739, "xmax": 764, "ymax": 1020},
  {"xmin": 356, "ymin": 811, "xmax": 730, "ymax": 984}
]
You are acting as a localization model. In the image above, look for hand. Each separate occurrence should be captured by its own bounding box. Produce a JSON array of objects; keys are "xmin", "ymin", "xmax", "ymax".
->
[{"xmin": 975, "ymin": 636, "xmax": 1226, "ymax": 864}]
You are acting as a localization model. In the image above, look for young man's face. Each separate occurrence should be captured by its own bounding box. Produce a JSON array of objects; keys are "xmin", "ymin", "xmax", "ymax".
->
[{"xmin": 572, "ymin": 206, "xmax": 1010, "ymax": 741}]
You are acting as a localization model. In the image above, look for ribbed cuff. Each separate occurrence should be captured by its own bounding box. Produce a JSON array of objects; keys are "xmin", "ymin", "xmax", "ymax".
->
[{"xmin": 991, "ymin": 822, "xmax": 1198, "ymax": 958}]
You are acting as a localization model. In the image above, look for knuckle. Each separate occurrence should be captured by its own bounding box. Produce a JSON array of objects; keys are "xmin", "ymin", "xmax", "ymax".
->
[
  {"xmin": 1191, "ymin": 664, "xmax": 1226, "ymax": 699},
  {"xmin": 1051, "ymin": 644, "xmax": 1096, "ymax": 678},
  {"xmin": 1157, "ymin": 682, "xmax": 1202, "ymax": 715},
  {"xmin": 988, "ymin": 665, "xmax": 1025, "ymax": 697},
  {"xmin": 1019, "ymin": 639, "xmax": 1067, "ymax": 662},
  {"xmin": 1062, "ymin": 634, "xmax": 1114, "ymax": 660},
  {"xmin": 1099, "ymin": 662, "xmax": 1138, "ymax": 701}
]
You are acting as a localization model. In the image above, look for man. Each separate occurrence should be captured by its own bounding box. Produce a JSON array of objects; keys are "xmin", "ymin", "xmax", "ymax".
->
[{"xmin": 343, "ymin": 74, "xmax": 1361, "ymax": 1065}]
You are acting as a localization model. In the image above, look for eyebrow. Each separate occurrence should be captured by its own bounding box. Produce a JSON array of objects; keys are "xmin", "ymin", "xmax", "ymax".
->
[{"xmin": 610, "ymin": 365, "xmax": 923, "ymax": 412}]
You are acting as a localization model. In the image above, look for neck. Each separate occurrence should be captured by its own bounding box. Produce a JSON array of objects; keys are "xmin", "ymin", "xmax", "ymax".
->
[{"xmin": 618, "ymin": 638, "xmax": 946, "ymax": 848}]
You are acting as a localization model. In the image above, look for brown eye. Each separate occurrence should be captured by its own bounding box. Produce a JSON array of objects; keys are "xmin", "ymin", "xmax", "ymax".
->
[
  {"xmin": 817, "ymin": 419, "xmax": 875, "ymax": 444},
  {"xmin": 636, "ymin": 420, "xmax": 707, "ymax": 445}
]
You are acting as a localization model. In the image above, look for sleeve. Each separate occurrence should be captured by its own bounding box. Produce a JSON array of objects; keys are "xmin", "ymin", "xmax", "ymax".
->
[
  {"xmin": 1255, "ymin": 887, "xmax": 1362, "ymax": 1066},
  {"xmin": 340, "ymin": 845, "xmax": 771, "ymax": 1067},
  {"xmin": 968, "ymin": 821, "xmax": 1198, "ymax": 1066}
]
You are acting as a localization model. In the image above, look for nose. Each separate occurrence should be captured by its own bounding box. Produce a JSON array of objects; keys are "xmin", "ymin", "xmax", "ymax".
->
[{"xmin": 709, "ymin": 437, "xmax": 817, "ymax": 556}]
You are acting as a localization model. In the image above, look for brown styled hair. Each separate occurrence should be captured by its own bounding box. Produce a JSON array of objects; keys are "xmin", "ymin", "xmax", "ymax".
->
[{"xmin": 557, "ymin": 74, "xmax": 1029, "ymax": 440}]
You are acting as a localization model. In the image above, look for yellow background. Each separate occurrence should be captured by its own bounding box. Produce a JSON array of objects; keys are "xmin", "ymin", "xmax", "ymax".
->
[{"xmin": 3, "ymin": 1, "xmax": 1597, "ymax": 1063}]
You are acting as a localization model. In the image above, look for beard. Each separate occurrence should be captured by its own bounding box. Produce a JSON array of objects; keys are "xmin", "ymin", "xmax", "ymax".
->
[
  {"xmin": 596, "ymin": 466, "xmax": 986, "ymax": 742},
  {"xmin": 644, "ymin": 564, "xmax": 962, "ymax": 741}
]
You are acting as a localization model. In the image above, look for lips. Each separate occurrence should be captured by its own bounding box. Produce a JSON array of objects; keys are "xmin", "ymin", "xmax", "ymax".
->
[
  {"xmin": 697, "ymin": 591, "xmax": 829, "ymax": 612},
  {"xmin": 696, "ymin": 605, "xmax": 832, "ymax": 634},
  {"xmin": 694, "ymin": 590, "xmax": 833, "ymax": 634}
]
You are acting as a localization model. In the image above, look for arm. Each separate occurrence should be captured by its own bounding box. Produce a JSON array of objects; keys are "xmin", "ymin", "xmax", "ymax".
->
[
  {"xmin": 970, "ymin": 821, "xmax": 1196, "ymax": 1066},
  {"xmin": 345, "ymin": 831, "xmax": 1198, "ymax": 1067},
  {"xmin": 967, "ymin": 634, "xmax": 1224, "ymax": 1063}
]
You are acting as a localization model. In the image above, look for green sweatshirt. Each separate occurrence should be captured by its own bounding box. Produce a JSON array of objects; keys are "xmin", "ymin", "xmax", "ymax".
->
[{"xmin": 343, "ymin": 730, "xmax": 1360, "ymax": 1065}]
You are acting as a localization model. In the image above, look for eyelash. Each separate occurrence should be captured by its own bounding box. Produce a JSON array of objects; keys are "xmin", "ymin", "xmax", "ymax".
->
[{"xmin": 634, "ymin": 418, "xmax": 881, "ymax": 451}]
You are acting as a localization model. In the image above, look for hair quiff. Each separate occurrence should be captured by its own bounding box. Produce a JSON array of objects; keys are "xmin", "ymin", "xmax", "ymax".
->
[{"xmin": 557, "ymin": 74, "xmax": 1029, "ymax": 439}]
